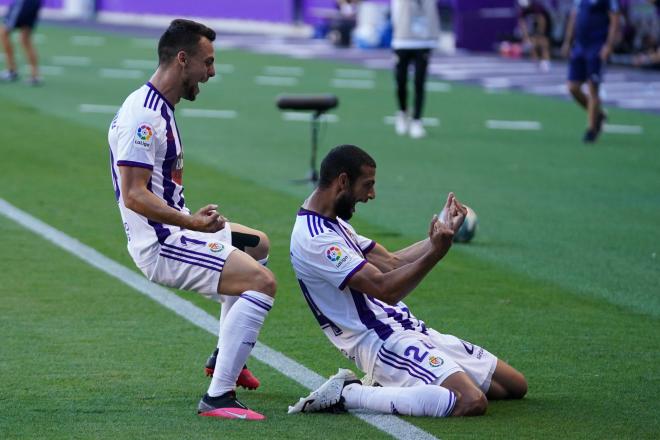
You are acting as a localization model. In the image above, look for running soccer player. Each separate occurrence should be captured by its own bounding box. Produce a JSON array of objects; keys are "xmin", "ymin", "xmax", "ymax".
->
[
  {"xmin": 108, "ymin": 19, "xmax": 272, "ymax": 420},
  {"xmin": 561, "ymin": 0, "xmax": 620, "ymax": 143},
  {"xmin": 288, "ymin": 145, "xmax": 526, "ymax": 417}
]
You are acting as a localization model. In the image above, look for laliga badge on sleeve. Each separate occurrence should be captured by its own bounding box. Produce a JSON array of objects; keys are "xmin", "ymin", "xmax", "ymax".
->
[
  {"xmin": 325, "ymin": 244, "xmax": 352, "ymax": 269},
  {"xmin": 134, "ymin": 122, "xmax": 155, "ymax": 149}
]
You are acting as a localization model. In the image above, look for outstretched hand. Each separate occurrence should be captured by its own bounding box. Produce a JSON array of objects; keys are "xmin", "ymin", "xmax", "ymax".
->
[
  {"xmin": 190, "ymin": 204, "xmax": 226, "ymax": 232},
  {"xmin": 439, "ymin": 192, "xmax": 467, "ymax": 234},
  {"xmin": 428, "ymin": 214, "xmax": 455, "ymax": 253}
]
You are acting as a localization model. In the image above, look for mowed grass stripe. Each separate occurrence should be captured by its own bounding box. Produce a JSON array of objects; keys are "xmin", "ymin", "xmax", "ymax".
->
[{"xmin": 0, "ymin": 198, "xmax": 438, "ymax": 440}]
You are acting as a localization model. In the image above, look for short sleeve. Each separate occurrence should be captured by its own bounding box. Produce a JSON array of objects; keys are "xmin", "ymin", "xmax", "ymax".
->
[
  {"xmin": 303, "ymin": 233, "xmax": 367, "ymax": 290},
  {"xmin": 115, "ymin": 110, "xmax": 159, "ymax": 170}
]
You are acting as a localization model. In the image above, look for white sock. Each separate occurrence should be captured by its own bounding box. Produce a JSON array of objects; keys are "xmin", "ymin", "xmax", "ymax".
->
[
  {"xmin": 215, "ymin": 256, "xmax": 268, "ymax": 350},
  {"xmin": 208, "ymin": 291, "xmax": 273, "ymax": 397},
  {"xmin": 342, "ymin": 383, "xmax": 456, "ymax": 417}
]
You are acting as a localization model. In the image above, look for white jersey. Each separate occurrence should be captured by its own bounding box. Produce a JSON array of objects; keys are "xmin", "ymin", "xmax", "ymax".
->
[
  {"xmin": 108, "ymin": 82, "xmax": 188, "ymax": 267},
  {"xmin": 290, "ymin": 208, "xmax": 428, "ymax": 374}
]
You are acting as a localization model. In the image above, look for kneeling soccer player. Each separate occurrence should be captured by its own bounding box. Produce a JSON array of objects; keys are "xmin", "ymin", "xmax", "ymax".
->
[{"xmin": 288, "ymin": 145, "xmax": 527, "ymax": 417}]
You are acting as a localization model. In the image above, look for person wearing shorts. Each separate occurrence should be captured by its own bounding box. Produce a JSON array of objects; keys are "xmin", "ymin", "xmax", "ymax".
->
[
  {"xmin": 288, "ymin": 145, "xmax": 526, "ymax": 417},
  {"xmin": 562, "ymin": 0, "xmax": 620, "ymax": 143},
  {"xmin": 109, "ymin": 19, "xmax": 274, "ymax": 420},
  {"xmin": 1, "ymin": 0, "xmax": 42, "ymax": 84}
]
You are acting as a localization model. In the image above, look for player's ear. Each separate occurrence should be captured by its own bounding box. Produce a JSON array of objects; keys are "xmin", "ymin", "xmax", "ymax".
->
[
  {"xmin": 177, "ymin": 51, "xmax": 187, "ymax": 66},
  {"xmin": 337, "ymin": 172, "xmax": 349, "ymax": 191}
]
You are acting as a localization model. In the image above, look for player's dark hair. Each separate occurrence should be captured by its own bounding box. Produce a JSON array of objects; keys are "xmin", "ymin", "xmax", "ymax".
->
[
  {"xmin": 158, "ymin": 19, "xmax": 216, "ymax": 65},
  {"xmin": 318, "ymin": 144, "xmax": 376, "ymax": 188}
]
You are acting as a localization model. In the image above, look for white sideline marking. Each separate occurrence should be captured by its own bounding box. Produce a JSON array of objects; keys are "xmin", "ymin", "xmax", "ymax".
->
[
  {"xmin": 71, "ymin": 35, "xmax": 106, "ymax": 46},
  {"xmin": 602, "ymin": 124, "xmax": 643, "ymax": 134},
  {"xmin": 283, "ymin": 112, "xmax": 338, "ymax": 123},
  {"xmin": 180, "ymin": 108, "xmax": 237, "ymax": 119},
  {"xmin": 384, "ymin": 116, "xmax": 440, "ymax": 127},
  {"xmin": 121, "ymin": 59, "xmax": 156, "ymax": 69},
  {"xmin": 486, "ymin": 120, "xmax": 541, "ymax": 130},
  {"xmin": 100, "ymin": 68, "xmax": 144, "ymax": 79},
  {"xmin": 264, "ymin": 66, "xmax": 304, "ymax": 76},
  {"xmin": 51, "ymin": 55, "xmax": 91, "ymax": 66},
  {"xmin": 255, "ymin": 75, "xmax": 299, "ymax": 86},
  {"xmin": 335, "ymin": 68, "xmax": 374, "ymax": 78},
  {"xmin": 0, "ymin": 198, "xmax": 437, "ymax": 440},
  {"xmin": 331, "ymin": 78, "xmax": 375, "ymax": 89},
  {"xmin": 22, "ymin": 65, "xmax": 63, "ymax": 76},
  {"xmin": 79, "ymin": 104, "xmax": 117, "ymax": 114}
]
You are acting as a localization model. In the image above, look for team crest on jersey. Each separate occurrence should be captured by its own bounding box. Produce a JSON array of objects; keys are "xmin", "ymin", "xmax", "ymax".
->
[
  {"xmin": 208, "ymin": 242, "xmax": 224, "ymax": 253},
  {"xmin": 429, "ymin": 355, "xmax": 444, "ymax": 368},
  {"xmin": 134, "ymin": 123, "xmax": 154, "ymax": 148},
  {"xmin": 325, "ymin": 244, "xmax": 351, "ymax": 269}
]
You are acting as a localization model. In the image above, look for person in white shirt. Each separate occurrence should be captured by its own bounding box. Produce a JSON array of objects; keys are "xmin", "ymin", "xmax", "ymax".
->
[
  {"xmin": 288, "ymin": 145, "xmax": 526, "ymax": 417},
  {"xmin": 108, "ymin": 19, "xmax": 272, "ymax": 421},
  {"xmin": 390, "ymin": 0, "xmax": 440, "ymax": 139}
]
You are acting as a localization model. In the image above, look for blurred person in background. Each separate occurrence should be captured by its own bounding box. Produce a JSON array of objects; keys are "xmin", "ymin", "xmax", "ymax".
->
[
  {"xmin": 0, "ymin": 0, "xmax": 42, "ymax": 84},
  {"xmin": 391, "ymin": 0, "xmax": 440, "ymax": 139},
  {"xmin": 562, "ymin": 0, "xmax": 620, "ymax": 143},
  {"xmin": 633, "ymin": 0, "xmax": 660, "ymax": 66},
  {"xmin": 518, "ymin": 0, "xmax": 553, "ymax": 71}
]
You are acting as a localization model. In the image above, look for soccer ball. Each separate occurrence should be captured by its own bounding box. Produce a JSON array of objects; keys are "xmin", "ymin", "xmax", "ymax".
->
[{"xmin": 455, "ymin": 206, "xmax": 478, "ymax": 243}]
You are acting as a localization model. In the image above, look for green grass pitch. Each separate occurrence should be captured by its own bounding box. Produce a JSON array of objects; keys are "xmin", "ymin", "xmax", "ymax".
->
[{"xmin": 0, "ymin": 24, "xmax": 658, "ymax": 439}]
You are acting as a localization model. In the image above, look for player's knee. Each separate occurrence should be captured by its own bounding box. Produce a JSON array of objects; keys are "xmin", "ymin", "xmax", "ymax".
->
[
  {"xmin": 567, "ymin": 82, "xmax": 581, "ymax": 95},
  {"xmin": 509, "ymin": 374, "xmax": 528, "ymax": 400},
  {"xmin": 452, "ymin": 391, "xmax": 487, "ymax": 417},
  {"xmin": 253, "ymin": 267, "xmax": 277, "ymax": 297},
  {"xmin": 254, "ymin": 231, "xmax": 270, "ymax": 260}
]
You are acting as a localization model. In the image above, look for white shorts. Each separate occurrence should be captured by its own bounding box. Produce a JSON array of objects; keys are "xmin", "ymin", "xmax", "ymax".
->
[
  {"xmin": 139, "ymin": 224, "xmax": 236, "ymax": 300},
  {"xmin": 372, "ymin": 328, "xmax": 498, "ymax": 393}
]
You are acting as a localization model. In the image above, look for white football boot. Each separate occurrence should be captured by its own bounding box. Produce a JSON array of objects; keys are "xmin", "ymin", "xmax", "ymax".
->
[{"xmin": 288, "ymin": 368, "xmax": 360, "ymax": 414}]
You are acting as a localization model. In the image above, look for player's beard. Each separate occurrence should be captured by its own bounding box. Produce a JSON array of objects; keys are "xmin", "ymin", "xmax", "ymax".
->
[
  {"xmin": 335, "ymin": 190, "xmax": 355, "ymax": 221},
  {"xmin": 182, "ymin": 77, "xmax": 197, "ymax": 101}
]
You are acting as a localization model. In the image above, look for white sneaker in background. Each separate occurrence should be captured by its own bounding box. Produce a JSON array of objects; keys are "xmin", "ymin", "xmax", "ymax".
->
[
  {"xmin": 409, "ymin": 119, "xmax": 426, "ymax": 139},
  {"xmin": 395, "ymin": 111, "xmax": 409, "ymax": 136}
]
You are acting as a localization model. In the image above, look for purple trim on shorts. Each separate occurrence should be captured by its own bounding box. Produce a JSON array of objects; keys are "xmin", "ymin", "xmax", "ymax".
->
[
  {"xmin": 377, "ymin": 353, "xmax": 433, "ymax": 384},
  {"xmin": 339, "ymin": 260, "xmax": 366, "ymax": 290},
  {"xmin": 444, "ymin": 391, "xmax": 456, "ymax": 417},
  {"xmin": 350, "ymin": 288, "xmax": 394, "ymax": 341},
  {"xmin": 116, "ymin": 160, "xmax": 153, "ymax": 170},
  {"xmin": 362, "ymin": 240, "xmax": 376, "ymax": 255},
  {"xmin": 367, "ymin": 297, "xmax": 415, "ymax": 331},
  {"xmin": 379, "ymin": 345, "xmax": 436, "ymax": 383},
  {"xmin": 161, "ymin": 242, "xmax": 226, "ymax": 262},
  {"xmin": 160, "ymin": 247, "xmax": 224, "ymax": 269},
  {"xmin": 159, "ymin": 253, "xmax": 221, "ymax": 273},
  {"xmin": 240, "ymin": 294, "xmax": 272, "ymax": 312}
]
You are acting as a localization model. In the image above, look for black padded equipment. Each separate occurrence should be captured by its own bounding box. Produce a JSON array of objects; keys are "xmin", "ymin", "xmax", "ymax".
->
[{"xmin": 231, "ymin": 231, "xmax": 260, "ymax": 251}]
